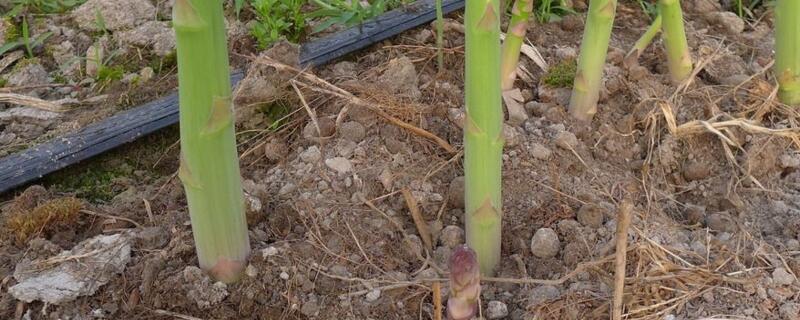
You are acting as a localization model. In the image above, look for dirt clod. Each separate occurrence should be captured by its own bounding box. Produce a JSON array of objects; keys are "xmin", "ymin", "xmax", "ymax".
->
[
  {"xmin": 772, "ymin": 268, "xmax": 796, "ymax": 286},
  {"xmin": 183, "ymin": 266, "xmax": 229, "ymax": 309},
  {"xmin": 706, "ymin": 212, "xmax": 737, "ymax": 232},
  {"xmin": 576, "ymin": 204, "xmax": 604, "ymax": 228}
]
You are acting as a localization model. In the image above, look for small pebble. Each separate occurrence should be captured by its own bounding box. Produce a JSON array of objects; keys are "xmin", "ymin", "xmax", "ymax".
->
[
  {"xmin": 554, "ymin": 131, "xmax": 578, "ymax": 150},
  {"xmin": 261, "ymin": 246, "xmax": 278, "ymax": 258},
  {"xmin": 531, "ymin": 228, "xmax": 561, "ymax": 258},
  {"xmin": 325, "ymin": 157, "xmax": 353, "ymax": 174},
  {"xmin": 529, "ymin": 143, "xmax": 552, "ymax": 160},
  {"xmin": 299, "ymin": 146, "xmax": 322, "ymax": 163},
  {"xmin": 486, "ymin": 300, "xmax": 509, "ymax": 319},
  {"xmin": 773, "ymin": 268, "xmax": 796, "ymax": 286},
  {"xmin": 365, "ymin": 289, "xmax": 381, "ymax": 302},
  {"xmin": 439, "ymin": 225, "xmax": 465, "ymax": 249},
  {"xmin": 280, "ymin": 272, "xmax": 290, "ymax": 280}
]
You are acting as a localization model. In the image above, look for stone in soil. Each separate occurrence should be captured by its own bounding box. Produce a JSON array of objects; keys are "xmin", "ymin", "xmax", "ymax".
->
[
  {"xmin": 378, "ymin": 56, "xmax": 421, "ymax": 100},
  {"xmin": 503, "ymin": 124, "xmax": 521, "ymax": 148},
  {"xmin": 780, "ymin": 302, "xmax": 800, "ymax": 320},
  {"xmin": 530, "ymin": 143, "xmax": 552, "ymax": 160},
  {"xmin": 486, "ymin": 300, "xmax": 509, "ymax": 319},
  {"xmin": 554, "ymin": 131, "xmax": 578, "ymax": 150},
  {"xmin": 772, "ymin": 267, "xmax": 796, "ymax": 286},
  {"xmin": 6, "ymin": 62, "xmax": 49, "ymax": 96},
  {"xmin": 300, "ymin": 146, "xmax": 322, "ymax": 163},
  {"xmin": 705, "ymin": 11, "xmax": 745, "ymax": 35},
  {"xmin": 448, "ymin": 176, "xmax": 465, "ymax": 209},
  {"xmin": 303, "ymin": 117, "xmax": 336, "ymax": 143},
  {"xmin": 682, "ymin": 161, "xmax": 711, "ymax": 181},
  {"xmin": 339, "ymin": 121, "xmax": 366, "ymax": 142},
  {"xmin": 365, "ymin": 289, "xmax": 381, "ymax": 302},
  {"xmin": 706, "ymin": 212, "xmax": 737, "ymax": 232},
  {"xmin": 525, "ymin": 101, "xmax": 554, "ymax": 117},
  {"xmin": 325, "ymin": 157, "xmax": 353, "ymax": 174},
  {"xmin": 72, "ymin": 0, "xmax": 155, "ymax": 32},
  {"xmin": 262, "ymin": 140, "xmax": 288, "ymax": 162},
  {"xmin": 10, "ymin": 233, "xmax": 131, "ymax": 304},
  {"xmin": 531, "ymin": 228, "xmax": 561, "ymax": 258},
  {"xmin": 439, "ymin": 225, "xmax": 465, "ymax": 249},
  {"xmin": 114, "ymin": 21, "xmax": 176, "ymax": 56},
  {"xmin": 537, "ymin": 86, "xmax": 571, "ymax": 106},
  {"xmin": 529, "ymin": 285, "xmax": 561, "ymax": 306}
]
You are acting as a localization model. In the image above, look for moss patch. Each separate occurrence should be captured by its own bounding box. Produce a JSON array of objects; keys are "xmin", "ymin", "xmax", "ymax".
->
[
  {"xmin": 542, "ymin": 58, "xmax": 577, "ymax": 88},
  {"xmin": 5, "ymin": 197, "xmax": 82, "ymax": 244}
]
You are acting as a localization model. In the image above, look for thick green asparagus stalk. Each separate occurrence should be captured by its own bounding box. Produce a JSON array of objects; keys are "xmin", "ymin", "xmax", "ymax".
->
[
  {"xmin": 173, "ymin": 0, "xmax": 250, "ymax": 283},
  {"xmin": 464, "ymin": 0, "xmax": 503, "ymax": 275},
  {"xmin": 447, "ymin": 245, "xmax": 481, "ymax": 320},
  {"xmin": 435, "ymin": 0, "xmax": 444, "ymax": 72},
  {"xmin": 623, "ymin": 14, "xmax": 661, "ymax": 68},
  {"xmin": 500, "ymin": 0, "xmax": 533, "ymax": 90},
  {"xmin": 659, "ymin": 0, "xmax": 692, "ymax": 83},
  {"xmin": 568, "ymin": 0, "xmax": 617, "ymax": 122},
  {"xmin": 774, "ymin": 0, "xmax": 800, "ymax": 105}
]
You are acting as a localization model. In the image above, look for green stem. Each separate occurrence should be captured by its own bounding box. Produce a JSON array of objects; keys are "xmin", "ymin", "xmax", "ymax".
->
[
  {"xmin": 659, "ymin": 0, "xmax": 692, "ymax": 83},
  {"xmin": 623, "ymin": 14, "xmax": 661, "ymax": 68},
  {"xmin": 500, "ymin": 0, "xmax": 533, "ymax": 91},
  {"xmin": 568, "ymin": 0, "xmax": 617, "ymax": 122},
  {"xmin": 435, "ymin": 0, "xmax": 444, "ymax": 72},
  {"xmin": 775, "ymin": 0, "xmax": 800, "ymax": 105},
  {"xmin": 173, "ymin": 0, "xmax": 250, "ymax": 283},
  {"xmin": 464, "ymin": 0, "xmax": 503, "ymax": 275}
]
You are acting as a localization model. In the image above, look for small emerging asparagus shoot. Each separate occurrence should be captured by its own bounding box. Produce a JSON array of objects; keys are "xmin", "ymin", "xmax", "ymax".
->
[
  {"xmin": 568, "ymin": 0, "xmax": 618, "ymax": 122},
  {"xmin": 623, "ymin": 14, "xmax": 662, "ymax": 68},
  {"xmin": 500, "ymin": 0, "xmax": 533, "ymax": 91},
  {"xmin": 774, "ymin": 0, "xmax": 800, "ymax": 105},
  {"xmin": 447, "ymin": 245, "xmax": 481, "ymax": 320},
  {"xmin": 173, "ymin": 0, "xmax": 250, "ymax": 283},
  {"xmin": 659, "ymin": 0, "xmax": 692, "ymax": 83},
  {"xmin": 464, "ymin": 0, "xmax": 503, "ymax": 275}
]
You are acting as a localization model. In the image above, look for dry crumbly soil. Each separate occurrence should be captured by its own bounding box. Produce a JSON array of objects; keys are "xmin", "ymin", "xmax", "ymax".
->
[{"xmin": 2, "ymin": 0, "xmax": 800, "ymax": 319}]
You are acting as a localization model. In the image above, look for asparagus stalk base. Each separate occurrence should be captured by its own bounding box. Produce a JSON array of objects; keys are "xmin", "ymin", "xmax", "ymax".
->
[
  {"xmin": 568, "ymin": 0, "xmax": 618, "ymax": 122},
  {"xmin": 775, "ymin": 0, "xmax": 800, "ymax": 105},
  {"xmin": 173, "ymin": 0, "xmax": 250, "ymax": 283},
  {"xmin": 659, "ymin": 0, "xmax": 693, "ymax": 84},
  {"xmin": 464, "ymin": 0, "xmax": 503, "ymax": 275}
]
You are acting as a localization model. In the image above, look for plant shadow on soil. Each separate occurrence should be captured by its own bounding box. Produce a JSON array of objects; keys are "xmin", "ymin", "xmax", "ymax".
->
[{"xmin": 3, "ymin": 1, "xmax": 800, "ymax": 319}]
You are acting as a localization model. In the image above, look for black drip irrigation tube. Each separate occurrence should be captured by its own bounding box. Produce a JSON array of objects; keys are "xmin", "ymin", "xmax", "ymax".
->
[{"xmin": 0, "ymin": 0, "xmax": 465, "ymax": 194}]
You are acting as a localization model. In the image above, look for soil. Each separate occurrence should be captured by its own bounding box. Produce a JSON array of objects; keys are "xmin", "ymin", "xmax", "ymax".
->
[{"xmin": 2, "ymin": 0, "xmax": 800, "ymax": 320}]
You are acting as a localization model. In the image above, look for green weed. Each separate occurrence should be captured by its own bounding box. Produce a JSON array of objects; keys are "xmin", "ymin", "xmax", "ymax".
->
[
  {"xmin": 0, "ymin": 17, "xmax": 52, "ymax": 58},
  {"xmin": 634, "ymin": 0, "xmax": 658, "ymax": 19},
  {"xmin": 6, "ymin": 0, "xmax": 85, "ymax": 16},
  {"xmin": 309, "ymin": 0, "xmax": 401, "ymax": 33},
  {"xmin": 248, "ymin": 0, "xmax": 306, "ymax": 48},
  {"xmin": 534, "ymin": 0, "xmax": 575, "ymax": 23},
  {"xmin": 542, "ymin": 59, "xmax": 577, "ymax": 87}
]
